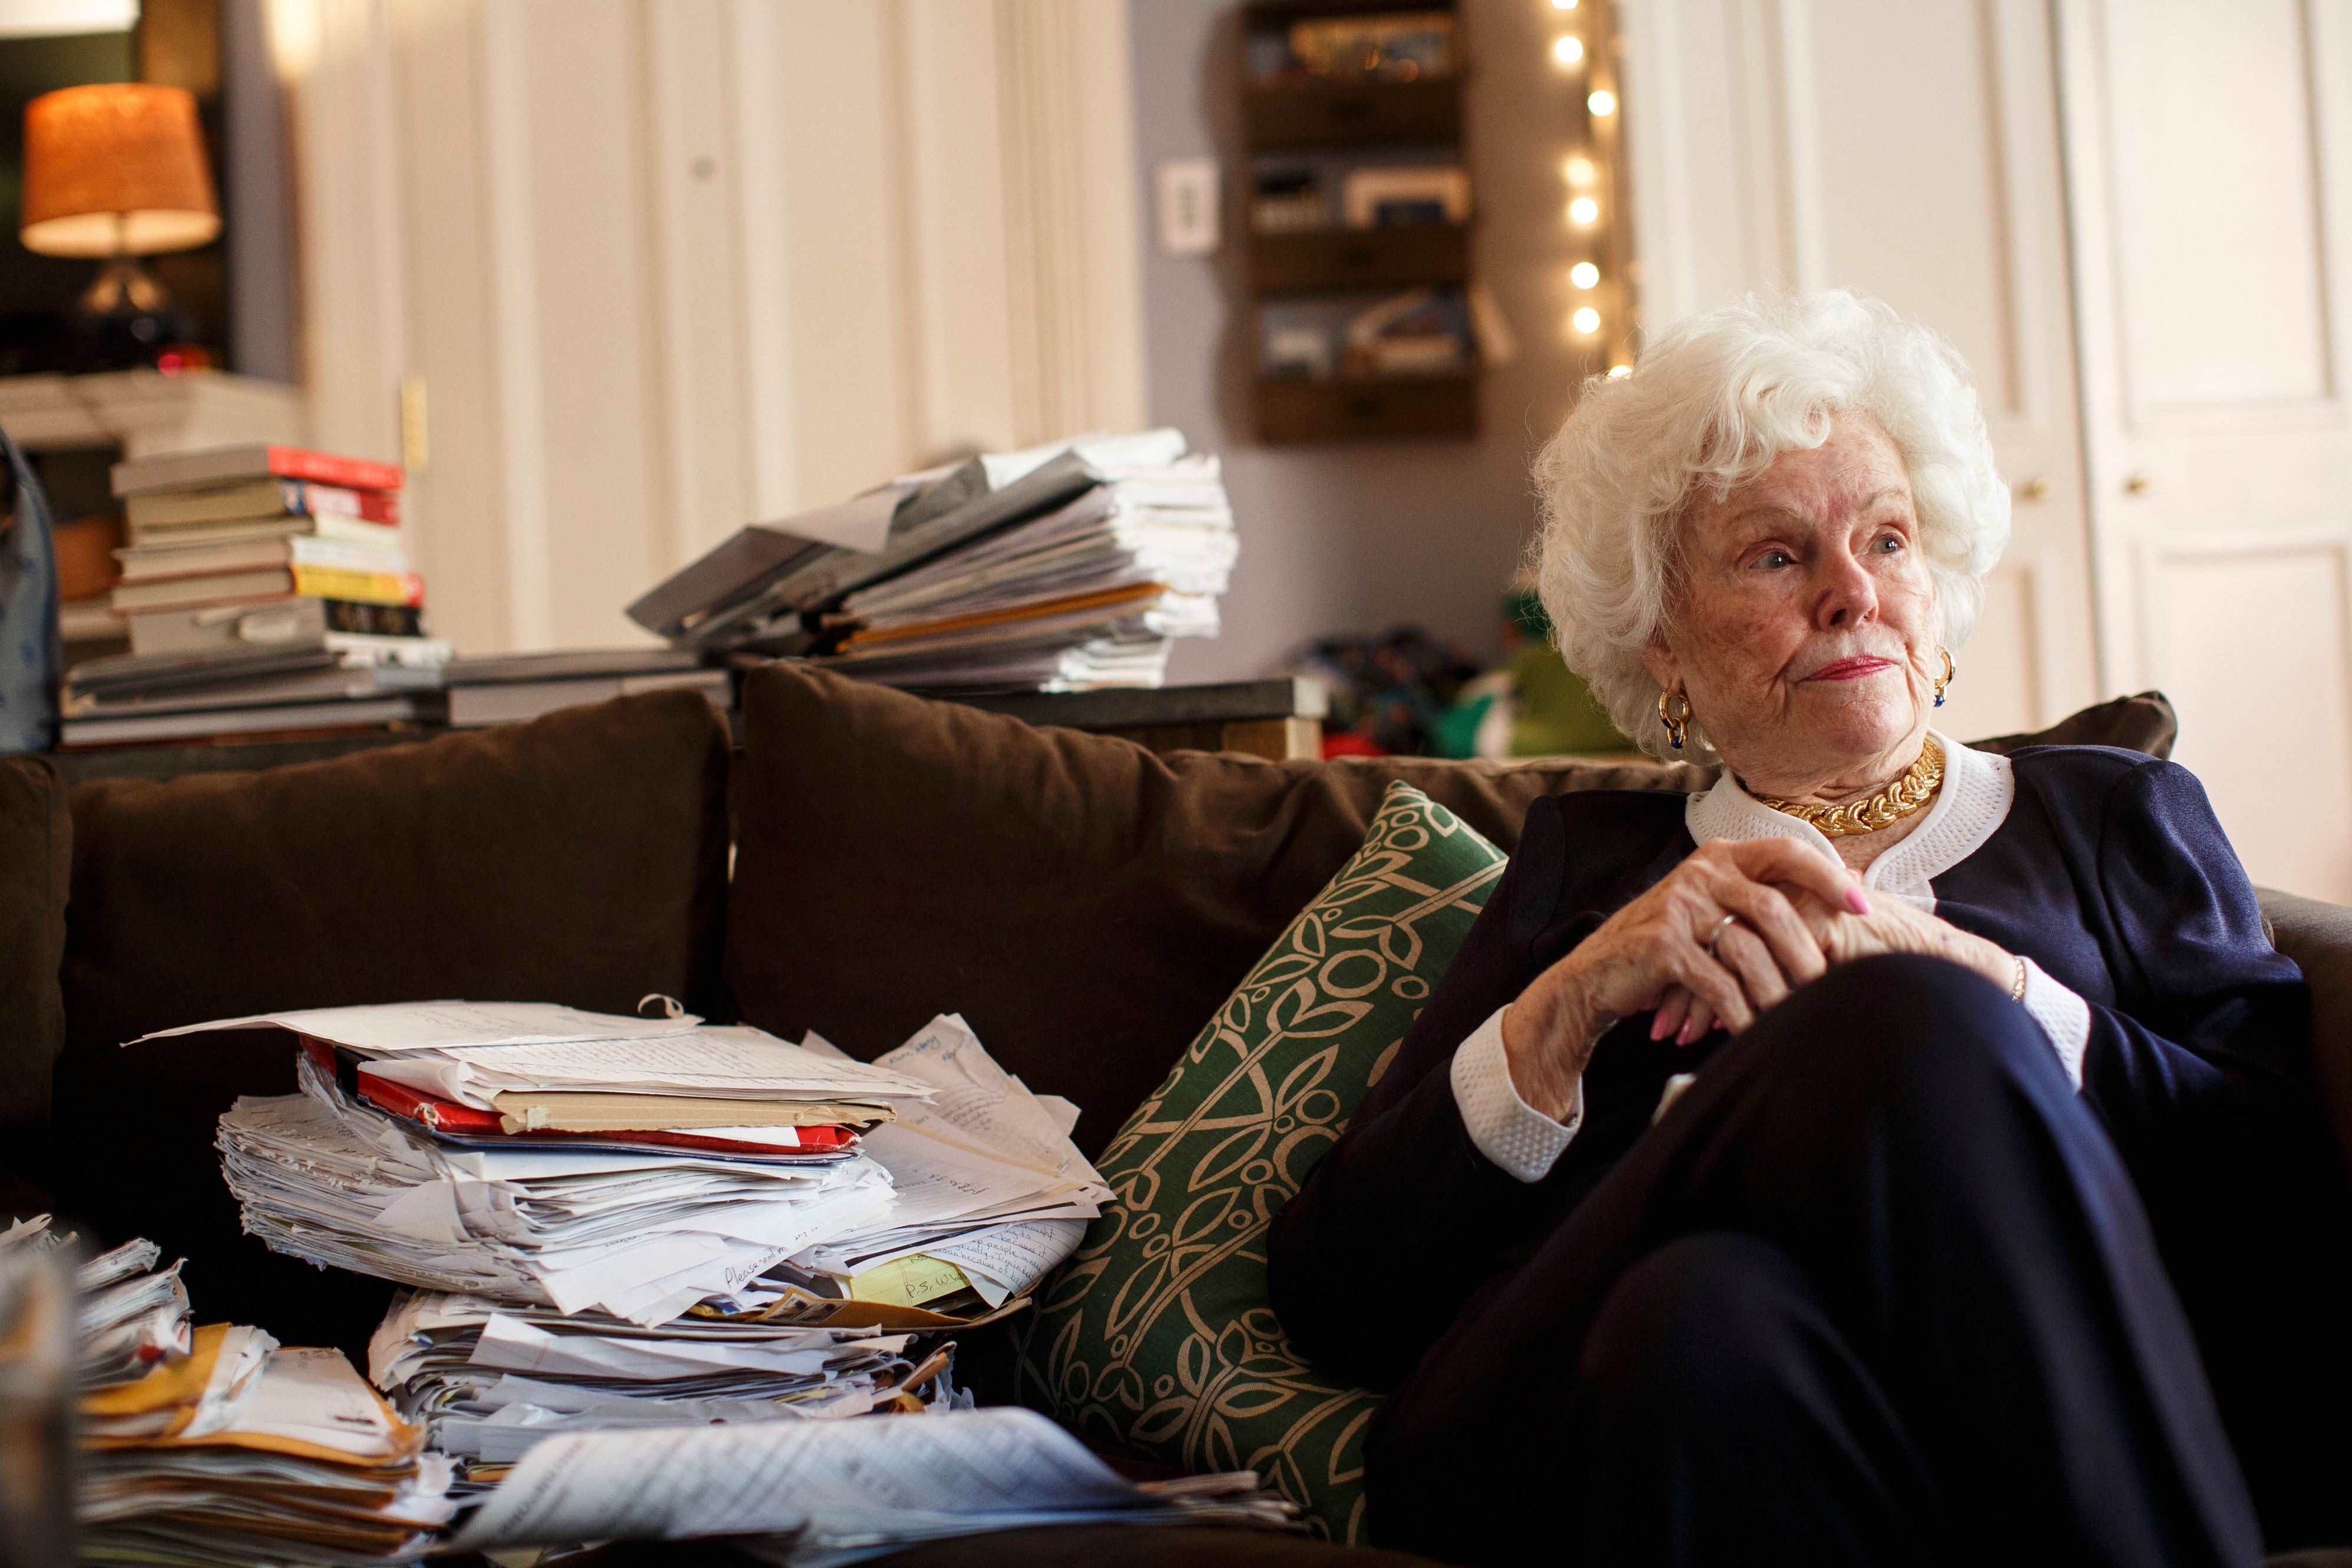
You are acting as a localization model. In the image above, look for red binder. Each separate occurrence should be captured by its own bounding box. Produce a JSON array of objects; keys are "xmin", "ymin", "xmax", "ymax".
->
[{"xmin": 297, "ymin": 1037, "xmax": 859, "ymax": 1159}]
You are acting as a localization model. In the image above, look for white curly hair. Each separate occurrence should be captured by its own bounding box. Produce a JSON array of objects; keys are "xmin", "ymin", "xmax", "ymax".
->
[{"xmin": 1531, "ymin": 290, "xmax": 2011, "ymax": 762}]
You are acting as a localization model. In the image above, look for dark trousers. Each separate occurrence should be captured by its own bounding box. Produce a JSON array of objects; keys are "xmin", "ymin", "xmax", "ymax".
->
[{"xmin": 1365, "ymin": 955, "xmax": 2348, "ymax": 1567}]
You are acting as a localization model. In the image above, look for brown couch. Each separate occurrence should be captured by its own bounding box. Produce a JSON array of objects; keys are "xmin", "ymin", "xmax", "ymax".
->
[{"xmin": 5, "ymin": 663, "xmax": 2346, "ymax": 1566}]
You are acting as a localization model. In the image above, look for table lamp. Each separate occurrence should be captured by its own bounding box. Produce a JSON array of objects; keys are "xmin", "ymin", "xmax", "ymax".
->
[{"xmin": 18, "ymin": 82, "xmax": 219, "ymax": 363}]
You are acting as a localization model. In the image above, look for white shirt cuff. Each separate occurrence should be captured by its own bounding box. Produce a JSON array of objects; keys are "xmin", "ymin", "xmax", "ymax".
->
[
  {"xmin": 2017, "ymin": 957, "xmax": 2091, "ymax": 1090},
  {"xmin": 1450, "ymin": 1005, "xmax": 1583, "ymax": 1183}
]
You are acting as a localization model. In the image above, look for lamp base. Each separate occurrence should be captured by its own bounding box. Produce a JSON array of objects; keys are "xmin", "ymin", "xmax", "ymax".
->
[{"xmin": 70, "ymin": 256, "xmax": 196, "ymax": 371}]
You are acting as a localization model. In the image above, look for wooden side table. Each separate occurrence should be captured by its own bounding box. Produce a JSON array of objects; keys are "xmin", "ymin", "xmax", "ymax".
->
[{"xmin": 48, "ymin": 676, "xmax": 1329, "ymax": 783}]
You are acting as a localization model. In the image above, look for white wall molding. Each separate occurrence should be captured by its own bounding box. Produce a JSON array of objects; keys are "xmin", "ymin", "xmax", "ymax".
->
[
  {"xmin": 725, "ymin": 0, "xmax": 799, "ymax": 520},
  {"xmin": 284, "ymin": 0, "xmax": 405, "ymax": 464},
  {"xmin": 639, "ymin": 0, "xmax": 734, "ymax": 571},
  {"xmin": 1620, "ymin": 0, "xmax": 1699, "ymax": 328},
  {"xmin": 995, "ymin": 0, "xmax": 1146, "ymax": 443},
  {"xmin": 477, "ymin": 0, "xmax": 551, "ymax": 650}
]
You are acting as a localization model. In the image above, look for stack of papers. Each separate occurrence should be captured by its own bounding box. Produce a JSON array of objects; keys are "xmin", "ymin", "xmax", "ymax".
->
[
  {"xmin": 81, "ymin": 1238, "xmax": 196, "ymax": 1387},
  {"xmin": 80, "ymin": 1341, "xmax": 455, "ymax": 1568},
  {"xmin": 366, "ymin": 1292, "xmax": 940, "ymax": 1477},
  {"xmin": 171, "ymin": 1000, "xmax": 1270, "ymax": 1559},
  {"xmin": 181, "ymin": 1003, "xmax": 932, "ymax": 1324},
  {"xmin": 338, "ymin": 1015, "xmax": 1108, "ymax": 1491},
  {"xmin": 448, "ymin": 1406, "xmax": 1291, "ymax": 1566},
  {"xmin": 2, "ymin": 1216, "xmax": 455, "ymax": 1567},
  {"xmin": 783, "ymin": 1015, "xmax": 1113, "ymax": 1316},
  {"xmin": 628, "ymin": 429, "xmax": 1240, "ymax": 692},
  {"xmin": 818, "ymin": 456, "xmax": 1238, "ymax": 693},
  {"xmin": 2, "ymin": 1216, "xmax": 196, "ymax": 1388}
]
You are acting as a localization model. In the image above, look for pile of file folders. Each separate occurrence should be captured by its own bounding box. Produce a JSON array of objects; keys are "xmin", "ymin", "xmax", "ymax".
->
[
  {"xmin": 1, "ymin": 1215, "xmax": 456, "ymax": 1568},
  {"xmin": 628, "ymin": 428, "xmax": 1238, "ymax": 692},
  {"xmin": 162, "ymin": 1000, "xmax": 1115, "ymax": 1490}
]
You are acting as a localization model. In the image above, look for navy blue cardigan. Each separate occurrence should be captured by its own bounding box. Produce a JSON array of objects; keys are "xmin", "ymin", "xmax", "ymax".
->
[{"xmin": 1266, "ymin": 745, "xmax": 2318, "ymax": 1391}]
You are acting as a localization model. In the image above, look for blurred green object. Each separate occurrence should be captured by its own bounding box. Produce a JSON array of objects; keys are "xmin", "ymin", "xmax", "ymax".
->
[
  {"xmin": 1434, "ymin": 588, "xmax": 1629, "ymax": 757},
  {"xmin": 1429, "ymin": 690, "xmax": 1493, "ymax": 759},
  {"xmin": 1505, "ymin": 643, "xmax": 1625, "ymax": 755}
]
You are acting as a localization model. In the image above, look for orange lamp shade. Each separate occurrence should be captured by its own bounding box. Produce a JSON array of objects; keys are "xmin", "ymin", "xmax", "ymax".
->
[{"xmin": 19, "ymin": 84, "xmax": 219, "ymax": 258}]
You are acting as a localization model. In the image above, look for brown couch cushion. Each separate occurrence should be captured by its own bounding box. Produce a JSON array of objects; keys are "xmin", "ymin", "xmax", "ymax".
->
[
  {"xmin": 0, "ymin": 755, "xmax": 67, "ymax": 1143},
  {"xmin": 727, "ymin": 669, "xmax": 2192, "ymax": 1163},
  {"xmin": 48, "ymin": 691, "xmax": 731, "ymax": 1352},
  {"xmin": 2260, "ymin": 887, "xmax": 2352, "ymax": 1172},
  {"xmin": 1970, "ymin": 690, "xmax": 2176, "ymax": 759}
]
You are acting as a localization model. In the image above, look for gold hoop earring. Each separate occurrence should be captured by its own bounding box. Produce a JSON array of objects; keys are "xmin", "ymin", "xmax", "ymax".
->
[
  {"xmin": 1657, "ymin": 685, "xmax": 1691, "ymax": 752},
  {"xmin": 1933, "ymin": 646, "xmax": 1956, "ymax": 709}
]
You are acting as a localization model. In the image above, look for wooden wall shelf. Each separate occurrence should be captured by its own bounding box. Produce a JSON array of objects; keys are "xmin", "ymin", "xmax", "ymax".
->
[
  {"xmin": 1243, "ymin": 78, "xmax": 1462, "ymax": 152},
  {"xmin": 1251, "ymin": 224, "xmax": 1470, "ymax": 295},
  {"xmin": 1243, "ymin": 2, "xmax": 1477, "ymax": 442},
  {"xmin": 1255, "ymin": 375, "xmax": 1477, "ymax": 443}
]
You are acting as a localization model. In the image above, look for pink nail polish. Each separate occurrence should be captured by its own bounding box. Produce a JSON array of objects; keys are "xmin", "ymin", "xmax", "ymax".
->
[
  {"xmin": 1846, "ymin": 888, "xmax": 1871, "ymax": 915},
  {"xmin": 1677, "ymin": 1019, "xmax": 1696, "ymax": 1046},
  {"xmin": 1650, "ymin": 1012, "xmax": 1670, "ymax": 1041}
]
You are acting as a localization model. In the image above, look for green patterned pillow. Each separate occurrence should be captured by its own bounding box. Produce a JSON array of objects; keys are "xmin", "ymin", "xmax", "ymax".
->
[{"xmin": 1014, "ymin": 780, "xmax": 1508, "ymax": 1543}]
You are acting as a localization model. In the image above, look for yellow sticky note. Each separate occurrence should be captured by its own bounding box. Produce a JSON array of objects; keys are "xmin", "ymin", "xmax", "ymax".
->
[{"xmin": 848, "ymin": 1255, "xmax": 970, "ymax": 1308}]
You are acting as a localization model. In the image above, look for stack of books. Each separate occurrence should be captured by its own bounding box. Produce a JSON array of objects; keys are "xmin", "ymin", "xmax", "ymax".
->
[
  {"xmin": 60, "ymin": 639, "xmax": 451, "ymax": 749},
  {"xmin": 48, "ymin": 444, "xmax": 450, "ymax": 749},
  {"xmin": 0, "ymin": 1216, "xmax": 455, "ymax": 1568},
  {"xmin": 109, "ymin": 444, "xmax": 421, "ymax": 657},
  {"xmin": 628, "ymin": 429, "xmax": 1238, "ymax": 693}
]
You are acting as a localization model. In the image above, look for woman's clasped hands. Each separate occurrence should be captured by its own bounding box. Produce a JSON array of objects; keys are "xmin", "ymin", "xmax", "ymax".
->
[{"xmin": 1498, "ymin": 838, "xmax": 2019, "ymax": 1123}]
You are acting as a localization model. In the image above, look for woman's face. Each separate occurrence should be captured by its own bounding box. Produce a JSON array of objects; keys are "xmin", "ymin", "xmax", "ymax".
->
[{"xmin": 1643, "ymin": 411, "xmax": 1943, "ymax": 796}]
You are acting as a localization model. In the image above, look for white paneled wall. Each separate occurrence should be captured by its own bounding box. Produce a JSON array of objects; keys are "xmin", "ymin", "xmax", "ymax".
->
[
  {"xmin": 2057, "ymin": 0, "xmax": 2352, "ymax": 901},
  {"xmin": 272, "ymin": 0, "xmax": 1146, "ymax": 653}
]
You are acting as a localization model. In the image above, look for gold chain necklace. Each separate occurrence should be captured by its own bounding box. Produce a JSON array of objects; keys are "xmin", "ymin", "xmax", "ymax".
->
[{"xmin": 1750, "ymin": 737, "xmax": 1944, "ymax": 838}]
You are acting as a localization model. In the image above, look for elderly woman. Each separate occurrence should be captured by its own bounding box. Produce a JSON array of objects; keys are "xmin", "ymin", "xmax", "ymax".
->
[{"xmin": 1266, "ymin": 292, "xmax": 2352, "ymax": 1567}]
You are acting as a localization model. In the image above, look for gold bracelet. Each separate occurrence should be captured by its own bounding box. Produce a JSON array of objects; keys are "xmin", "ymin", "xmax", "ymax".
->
[{"xmin": 2010, "ymin": 954, "xmax": 2028, "ymax": 1003}]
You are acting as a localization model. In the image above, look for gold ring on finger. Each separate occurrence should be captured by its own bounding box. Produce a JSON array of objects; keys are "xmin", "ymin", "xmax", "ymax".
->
[{"xmin": 1705, "ymin": 912, "xmax": 1743, "ymax": 961}]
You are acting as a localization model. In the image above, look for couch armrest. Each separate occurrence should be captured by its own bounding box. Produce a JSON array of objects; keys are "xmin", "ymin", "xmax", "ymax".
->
[{"xmin": 2258, "ymin": 887, "xmax": 2352, "ymax": 1175}]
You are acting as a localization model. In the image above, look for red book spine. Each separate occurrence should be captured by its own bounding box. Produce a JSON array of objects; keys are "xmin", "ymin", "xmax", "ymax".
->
[
  {"xmin": 283, "ymin": 480, "xmax": 402, "ymax": 525},
  {"xmin": 264, "ymin": 446, "xmax": 405, "ymax": 493}
]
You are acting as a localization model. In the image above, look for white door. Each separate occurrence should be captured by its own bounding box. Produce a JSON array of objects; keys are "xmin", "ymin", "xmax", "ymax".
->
[
  {"xmin": 2056, "ymin": 0, "xmax": 2352, "ymax": 901},
  {"xmin": 1622, "ymin": 0, "xmax": 2099, "ymax": 744}
]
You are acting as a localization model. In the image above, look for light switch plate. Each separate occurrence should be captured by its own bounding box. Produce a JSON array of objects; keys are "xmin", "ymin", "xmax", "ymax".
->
[{"xmin": 1156, "ymin": 158, "xmax": 1220, "ymax": 256}]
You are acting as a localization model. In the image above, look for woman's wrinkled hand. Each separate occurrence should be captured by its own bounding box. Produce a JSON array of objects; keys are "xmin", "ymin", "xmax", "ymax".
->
[
  {"xmin": 1802, "ymin": 889, "xmax": 2016, "ymax": 984},
  {"xmin": 1651, "ymin": 878, "xmax": 2020, "ymax": 1044},
  {"xmin": 1499, "ymin": 838, "xmax": 1866, "ymax": 1120}
]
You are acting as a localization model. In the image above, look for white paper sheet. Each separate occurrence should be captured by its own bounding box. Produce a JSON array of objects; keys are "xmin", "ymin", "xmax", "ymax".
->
[
  {"xmin": 224, "ymin": 1347, "xmax": 411, "ymax": 1459},
  {"xmin": 761, "ymin": 481, "xmax": 919, "ymax": 553},
  {"xmin": 358, "ymin": 1026, "xmax": 932, "ymax": 1109},
  {"xmin": 452, "ymin": 1407, "xmax": 1138, "ymax": 1549},
  {"xmin": 469, "ymin": 1317, "xmax": 858, "ymax": 1381},
  {"xmin": 924, "ymin": 1219, "xmax": 1087, "ymax": 1299},
  {"xmin": 137, "ymin": 1000, "xmax": 700, "ymax": 1054}
]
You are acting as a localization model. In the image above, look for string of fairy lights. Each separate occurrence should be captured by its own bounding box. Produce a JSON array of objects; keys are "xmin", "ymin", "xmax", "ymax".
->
[{"xmin": 1548, "ymin": 0, "xmax": 1635, "ymax": 378}]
